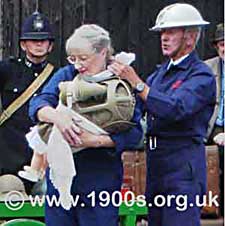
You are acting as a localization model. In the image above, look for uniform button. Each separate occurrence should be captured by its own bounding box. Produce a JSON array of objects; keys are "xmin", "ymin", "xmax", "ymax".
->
[
  {"xmin": 34, "ymin": 73, "xmax": 39, "ymax": 77},
  {"xmin": 33, "ymin": 93, "xmax": 37, "ymax": 97},
  {"xmin": 18, "ymin": 58, "xmax": 22, "ymax": 62},
  {"xmin": 13, "ymin": 88, "xmax": 18, "ymax": 92},
  {"xmin": 151, "ymin": 117, "xmax": 155, "ymax": 120}
]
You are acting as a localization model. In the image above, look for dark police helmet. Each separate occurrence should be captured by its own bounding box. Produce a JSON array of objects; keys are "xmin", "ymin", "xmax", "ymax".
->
[
  {"xmin": 212, "ymin": 23, "xmax": 224, "ymax": 44},
  {"xmin": 20, "ymin": 11, "xmax": 54, "ymax": 41}
]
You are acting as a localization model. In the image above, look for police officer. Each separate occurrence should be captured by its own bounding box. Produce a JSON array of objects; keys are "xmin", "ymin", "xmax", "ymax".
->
[
  {"xmin": 0, "ymin": 11, "xmax": 56, "ymax": 192},
  {"xmin": 109, "ymin": 3, "xmax": 216, "ymax": 226}
]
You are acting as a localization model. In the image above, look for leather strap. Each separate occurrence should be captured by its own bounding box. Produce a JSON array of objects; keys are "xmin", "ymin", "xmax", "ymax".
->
[{"xmin": 0, "ymin": 63, "xmax": 54, "ymax": 126}]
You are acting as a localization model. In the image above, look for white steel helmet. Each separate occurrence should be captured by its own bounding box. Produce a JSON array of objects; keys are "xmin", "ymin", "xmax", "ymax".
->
[
  {"xmin": 0, "ymin": 174, "xmax": 29, "ymax": 201},
  {"xmin": 150, "ymin": 3, "xmax": 209, "ymax": 31}
]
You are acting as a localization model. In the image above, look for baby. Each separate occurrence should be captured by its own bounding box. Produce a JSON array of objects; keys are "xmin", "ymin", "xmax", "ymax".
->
[{"xmin": 18, "ymin": 63, "xmax": 136, "ymax": 182}]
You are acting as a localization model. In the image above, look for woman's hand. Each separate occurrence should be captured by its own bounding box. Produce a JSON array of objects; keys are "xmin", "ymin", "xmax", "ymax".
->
[
  {"xmin": 73, "ymin": 130, "xmax": 115, "ymax": 149},
  {"xmin": 37, "ymin": 106, "xmax": 82, "ymax": 146},
  {"xmin": 73, "ymin": 130, "xmax": 99, "ymax": 148},
  {"xmin": 54, "ymin": 109, "xmax": 82, "ymax": 146}
]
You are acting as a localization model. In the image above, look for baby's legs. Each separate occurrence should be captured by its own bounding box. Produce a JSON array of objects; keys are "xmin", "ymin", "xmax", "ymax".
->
[
  {"xmin": 18, "ymin": 151, "xmax": 47, "ymax": 182},
  {"xmin": 31, "ymin": 152, "xmax": 45, "ymax": 171}
]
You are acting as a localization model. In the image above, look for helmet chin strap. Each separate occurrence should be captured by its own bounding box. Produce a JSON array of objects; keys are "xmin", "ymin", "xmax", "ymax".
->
[
  {"xmin": 42, "ymin": 42, "xmax": 53, "ymax": 56},
  {"xmin": 26, "ymin": 52, "xmax": 48, "ymax": 64}
]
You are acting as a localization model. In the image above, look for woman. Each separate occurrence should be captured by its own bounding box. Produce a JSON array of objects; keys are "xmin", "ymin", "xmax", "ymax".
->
[{"xmin": 29, "ymin": 24, "xmax": 142, "ymax": 226}]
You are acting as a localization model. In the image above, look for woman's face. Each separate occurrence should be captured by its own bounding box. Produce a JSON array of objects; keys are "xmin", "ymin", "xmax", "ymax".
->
[{"xmin": 68, "ymin": 47, "xmax": 107, "ymax": 76}]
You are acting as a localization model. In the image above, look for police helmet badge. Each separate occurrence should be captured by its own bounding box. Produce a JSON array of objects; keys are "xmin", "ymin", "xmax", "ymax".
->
[{"xmin": 33, "ymin": 14, "xmax": 44, "ymax": 31}]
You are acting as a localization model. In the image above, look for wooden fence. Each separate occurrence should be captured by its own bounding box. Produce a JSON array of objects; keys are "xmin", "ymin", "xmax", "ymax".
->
[{"xmin": 0, "ymin": 0, "xmax": 223, "ymax": 79}]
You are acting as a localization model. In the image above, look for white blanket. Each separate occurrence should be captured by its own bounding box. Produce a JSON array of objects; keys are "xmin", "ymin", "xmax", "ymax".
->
[{"xmin": 26, "ymin": 104, "xmax": 107, "ymax": 210}]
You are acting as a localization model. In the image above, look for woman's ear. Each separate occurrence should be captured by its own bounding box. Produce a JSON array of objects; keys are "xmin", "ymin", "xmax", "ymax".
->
[{"xmin": 100, "ymin": 48, "xmax": 107, "ymax": 57}]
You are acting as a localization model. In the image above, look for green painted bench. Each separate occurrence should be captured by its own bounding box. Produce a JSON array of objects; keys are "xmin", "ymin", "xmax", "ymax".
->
[
  {"xmin": 0, "ymin": 201, "xmax": 148, "ymax": 226},
  {"xmin": 1, "ymin": 219, "xmax": 45, "ymax": 226}
]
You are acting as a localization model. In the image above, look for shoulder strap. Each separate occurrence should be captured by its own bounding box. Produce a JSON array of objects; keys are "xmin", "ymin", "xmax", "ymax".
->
[
  {"xmin": 0, "ymin": 63, "xmax": 54, "ymax": 126},
  {"xmin": 0, "ymin": 93, "xmax": 2, "ymax": 114}
]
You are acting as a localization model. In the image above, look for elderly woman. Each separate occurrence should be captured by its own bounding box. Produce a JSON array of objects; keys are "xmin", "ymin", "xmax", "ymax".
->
[{"xmin": 29, "ymin": 24, "xmax": 142, "ymax": 226}]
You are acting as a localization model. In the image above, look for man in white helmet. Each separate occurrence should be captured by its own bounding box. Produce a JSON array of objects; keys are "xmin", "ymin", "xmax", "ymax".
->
[{"xmin": 109, "ymin": 3, "xmax": 216, "ymax": 226}]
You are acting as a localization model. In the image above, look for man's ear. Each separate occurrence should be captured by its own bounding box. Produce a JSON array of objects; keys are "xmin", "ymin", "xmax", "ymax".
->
[
  {"xmin": 213, "ymin": 42, "xmax": 219, "ymax": 51},
  {"xmin": 185, "ymin": 31, "xmax": 196, "ymax": 47},
  {"xmin": 48, "ymin": 42, "xmax": 54, "ymax": 53},
  {"xmin": 20, "ymin": 41, "xmax": 27, "ymax": 51}
]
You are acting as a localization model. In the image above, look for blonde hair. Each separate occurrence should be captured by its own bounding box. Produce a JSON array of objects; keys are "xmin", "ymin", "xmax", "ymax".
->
[{"xmin": 66, "ymin": 24, "xmax": 114, "ymax": 61}]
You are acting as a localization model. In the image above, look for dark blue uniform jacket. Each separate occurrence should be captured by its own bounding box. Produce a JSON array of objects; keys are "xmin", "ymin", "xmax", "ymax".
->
[{"xmin": 140, "ymin": 51, "xmax": 216, "ymax": 193}]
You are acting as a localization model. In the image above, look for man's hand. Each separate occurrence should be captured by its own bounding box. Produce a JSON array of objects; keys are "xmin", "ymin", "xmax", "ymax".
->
[
  {"xmin": 213, "ymin": 132, "xmax": 225, "ymax": 146},
  {"xmin": 107, "ymin": 61, "xmax": 141, "ymax": 88},
  {"xmin": 108, "ymin": 61, "xmax": 150, "ymax": 100}
]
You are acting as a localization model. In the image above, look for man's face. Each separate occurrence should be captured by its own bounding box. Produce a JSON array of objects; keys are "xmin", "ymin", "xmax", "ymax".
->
[
  {"xmin": 215, "ymin": 40, "xmax": 224, "ymax": 60},
  {"xmin": 160, "ymin": 28, "xmax": 187, "ymax": 60},
  {"xmin": 20, "ymin": 40, "xmax": 52, "ymax": 58}
]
